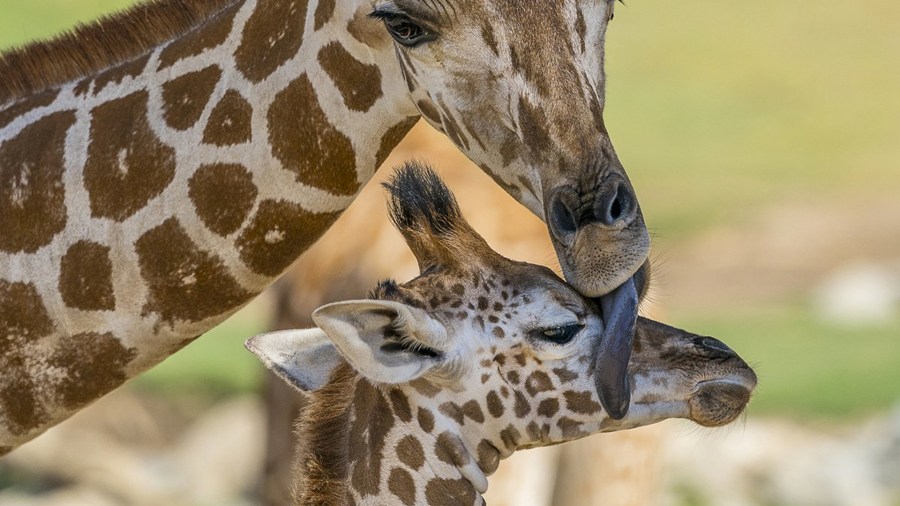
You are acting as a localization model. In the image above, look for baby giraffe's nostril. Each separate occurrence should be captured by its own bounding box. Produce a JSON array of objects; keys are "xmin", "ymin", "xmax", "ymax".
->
[{"xmin": 695, "ymin": 336, "xmax": 737, "ymax": 359}]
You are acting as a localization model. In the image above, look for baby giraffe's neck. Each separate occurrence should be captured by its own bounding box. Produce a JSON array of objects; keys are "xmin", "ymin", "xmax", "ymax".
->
[{"xmin": 297, "ymin": 364, "xmax": 490, "ymax": 506}]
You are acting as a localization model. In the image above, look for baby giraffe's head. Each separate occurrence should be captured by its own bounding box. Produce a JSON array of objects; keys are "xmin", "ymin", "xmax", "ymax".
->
[{"xmin": 248, "ymin": 163, "xmax": 756, "ymax": 504}]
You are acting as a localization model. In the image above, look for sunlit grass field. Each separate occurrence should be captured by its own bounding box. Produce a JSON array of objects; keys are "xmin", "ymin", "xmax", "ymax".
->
[{"xmin": 2, "ymin": 0, "xmax": 898, "ymax": 421}]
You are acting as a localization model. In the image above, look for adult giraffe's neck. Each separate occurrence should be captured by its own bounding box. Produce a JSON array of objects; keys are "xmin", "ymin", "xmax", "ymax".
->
[
  {"xmin": 0, "ymin": 0, "xmax": 419, "ymax": 452},
  {"xmin": 296, "ymin": 366, "xmax": 487, "ymax": 506}
]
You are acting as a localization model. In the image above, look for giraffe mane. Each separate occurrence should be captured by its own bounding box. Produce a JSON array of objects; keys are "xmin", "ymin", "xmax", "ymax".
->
[
  {"xmin": 293, "ymin": 362, "xmax": 357, "ymax": 505},
  {"xmin": 0, "ymin": 0, "xmax": 238, "ymax": 105}
]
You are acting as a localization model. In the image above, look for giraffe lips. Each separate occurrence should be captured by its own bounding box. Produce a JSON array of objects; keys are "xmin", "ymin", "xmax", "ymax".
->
[{"xmin": 594, "ymin": 276, "xmax": 638, "ymax": 420}]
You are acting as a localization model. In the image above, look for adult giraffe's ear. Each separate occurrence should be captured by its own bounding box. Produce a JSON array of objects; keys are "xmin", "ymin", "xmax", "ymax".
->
[
  {"xmin": 245, "ymin": 328, "xmax": 342, "ymax": 393},
  {"xmin": 312, "ymin": 300, "xmax": 450, "ymax": 385}
]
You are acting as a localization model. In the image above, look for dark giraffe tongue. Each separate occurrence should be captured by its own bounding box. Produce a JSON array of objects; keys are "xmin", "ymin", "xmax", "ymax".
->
[{"xmin": 594, "ymin": 277, "xmax": 638, "ymax": 420}]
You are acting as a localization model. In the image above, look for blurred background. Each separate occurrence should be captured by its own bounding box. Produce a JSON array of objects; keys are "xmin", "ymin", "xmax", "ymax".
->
[{"xmin": 1, "ymin": 1, "xmax": 899, "ymax": 505}]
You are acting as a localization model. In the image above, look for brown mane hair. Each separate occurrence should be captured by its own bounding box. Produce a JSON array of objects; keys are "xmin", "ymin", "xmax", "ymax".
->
[
  {"xmin": 292, "ymin": 362, "xmax": 357, "ymax": 505},
  {"xmin": 0, "ymin": 0, "xmax": 238, "ymax": 105}
]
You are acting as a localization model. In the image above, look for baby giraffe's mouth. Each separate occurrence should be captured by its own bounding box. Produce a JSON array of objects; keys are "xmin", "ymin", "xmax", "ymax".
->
[{"xmin": 689, "ymin": 370, "xmax": 757, "ymax": 427}]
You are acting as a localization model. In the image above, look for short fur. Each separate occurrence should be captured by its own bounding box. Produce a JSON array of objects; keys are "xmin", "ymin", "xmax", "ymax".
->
[
  {"xmin": 292, "ymin": 362, "xmax": 357, "ymax": 505},
  {"xmin": 0, "ymin": 0, "xmax": 237, "ymax": 104}
]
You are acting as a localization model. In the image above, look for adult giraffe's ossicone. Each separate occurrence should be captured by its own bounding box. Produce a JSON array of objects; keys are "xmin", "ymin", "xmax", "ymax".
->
[{"xmin": 0, "ymin": 0, "xmax": 647, "ymax": 451}]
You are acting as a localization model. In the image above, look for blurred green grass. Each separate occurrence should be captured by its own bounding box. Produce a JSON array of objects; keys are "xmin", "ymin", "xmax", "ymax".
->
[
  {"xmin": 132, "ymin": 308, "xmax": 268, "ymax": 398},
  {"xmin": 2, "ymin": 1, "xmax": 898, "ymax": 421},
  {"xmin": 0, "ymin": 0, "xmax": 138, "ymax": 49}
]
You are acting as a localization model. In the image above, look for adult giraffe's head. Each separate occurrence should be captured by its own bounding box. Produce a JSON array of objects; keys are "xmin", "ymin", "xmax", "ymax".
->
[{"xmin": 373, "ymin": 0, "xmax": 647, "ymax": 298}]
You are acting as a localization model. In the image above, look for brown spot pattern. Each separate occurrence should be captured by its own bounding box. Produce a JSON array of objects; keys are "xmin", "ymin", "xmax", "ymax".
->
[
  {"xmin": 49, "ymin": 332, "xmax": 137, "ymax": 409},
  {"xmin": 439, "ymin": 402, "xmax": 465, "ymax": 426},
  {"xmin": 189, "ymin": 163, "xmax": 258, "ymax": 236},
  {"xmin": 517, "ymin": 95, "xmax": 553, "ymax": 153},
  {"xmin": 416, "ymin": 99, "xmax": 442, "ymax": 125},
  {"xmin": 84, "ymin": 91, "xmax": 176, "ymax": 221},
  {"xmin": 0, "ymin": 281, "xmax": 55, "ymax": 435},
  {"xmin": 318, "ymin": 42, "xmax": 383, "ymax": 112},
  {"xmin": 158, "ymin": 4, "xmax": 239, "ymax": 69},
  {"xmin": 92, "ymin": 54, "xmax": 150, "ymax": 96},
  {"xmin": 417, "ymin": 407, "xmax": 435, "ymax": 432},
  {"xmin": 268, "ymin": 74, "xmax": 359, "ymax": 195},
  {"xmin": 0, "ymin": 361, "xmax": 44, "ymax": 437},
  {"xmin": 435, "ymin": 431, "xmax": 469, "ymax": 467},
  {"xmin": 162, "ymin": 65, "xmax": 221, "ymax": 130},
  {"xmin": 389, "ymin": 389, "xmax": 412, "ymax": 422},
  {"xmin": 203, "ymin": 90, "xmax": 252, "ymax": 146},
  {"xmin": 557, "ymin": 416, "xmax": 585, "ymax": 438},
  {"xmin": 59, "ymin": 241, "xmax": 115, "ymax": 311},
  {"xmin": 500, "ymin": 425, "xmax": 521, "ymax": 451},
  {"xmin": 553, "ymin": 367, "xmax": 578, "ymax": 383},
  {"xmin": 348, "ymin": 380, "xmax": 394, "ymax": 497},
  {"xmin": 236, "ymin": 199, "xmax": 341, "ymax": 276},
  {"xmin": 425, "ymin": 478, "xmax": 476, "ymax": 505},
  {"xmin": 136, "ymin": 218, "xmax": 252, "ymax": 324},
  {"xmin": 234, "ymin": 0, "xmax": 307, "ymax": 83},
  {"xmin": 477, "ymin": 440, "xmax": 501, "ymax": 474},
  {"xmin": 525, "ymin": 371, "xmax": 553, "ymax": 397},
  {"xmin": 486, "ymin": 390, "xmax": 504, "ymax": 418},
  {"xmin": 409, "ymin": 378, "xmax": 441, "ymax": 398},
  {"xmin": 396, "ymin": 435, "xmax": 424, "ymax": 470},
  {"xmin": 537, "ymin": 398, "xmax": 559, "ymax": 418},
  {"xmin": 0, "ymin": 90, "xmax": 58, "ymax": 130},
  {"xmin": 0, "ymin": 281, "xmax": 54, "ymax": 348},
  {"xmin": 375, "ymin": 116, "xmax": 419, "ymax": 168},
  {"xmin": 314, "ymin": 0, "xmax": 336, "ymax": 29},
  {"xmin": 388, "ymin": 467, "xmax": 416, "ymax": 506},
  {"xmin": 461, "ymin": 400, "xmax": 485, "ymax": 424},
  {"xmin": 514, "ymin": 391, "xmax": 531, "ymax": 417},
  {"xmin": 0, "ymin": 110, "xmax": 73, "ymax": 253},
  {"xmin": 564, "ymin": 391, "xmax": 602, "ymax": 415}
]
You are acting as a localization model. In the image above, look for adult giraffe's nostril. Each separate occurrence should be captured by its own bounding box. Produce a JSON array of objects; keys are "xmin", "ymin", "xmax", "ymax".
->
[
  {"xmin": 548, "ymin": 188, "xmax": 579, "ymax": 246},
  {"xmin": 596, "ymin": 180, "xmax": 637, "ymax": 227}
]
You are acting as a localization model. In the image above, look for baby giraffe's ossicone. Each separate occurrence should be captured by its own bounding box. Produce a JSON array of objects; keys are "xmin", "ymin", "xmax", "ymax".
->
[{"xmin": 247, "ymin": 164, "xmax": 757, "ymax": 506}]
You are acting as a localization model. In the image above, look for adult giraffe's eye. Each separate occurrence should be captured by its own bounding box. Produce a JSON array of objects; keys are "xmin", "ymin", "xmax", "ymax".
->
[
  {"xmin": 387, "ymin": 18, "xmax": 432, "ymax": 47},
  {"xmin": 537, "ymin": 323, "xmax": 583, "ymax": 345},
  {"xmin": 370, "ymin": 11, "xmax": 433, "ymax": 47}
]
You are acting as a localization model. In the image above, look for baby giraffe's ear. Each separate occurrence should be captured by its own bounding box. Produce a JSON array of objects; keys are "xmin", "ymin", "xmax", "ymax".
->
[
  {"xmin": 312, "ymin": 300, "xmax": 450, "ymax": 385},
  {"xmin": 245, "ymin": 328, "xmax": 342, "ymax": 393}
]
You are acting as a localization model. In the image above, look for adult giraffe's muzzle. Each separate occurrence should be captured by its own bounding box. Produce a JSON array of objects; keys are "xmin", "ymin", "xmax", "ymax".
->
[{"xmin": 544, "ymin": 166, "xmax": 651, "ymax": 299}]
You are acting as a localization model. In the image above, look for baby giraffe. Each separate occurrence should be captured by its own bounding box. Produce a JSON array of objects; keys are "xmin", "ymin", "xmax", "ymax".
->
[{"xmin": 248, "ymin": 164, "xmax": 756, "ymax": 506}]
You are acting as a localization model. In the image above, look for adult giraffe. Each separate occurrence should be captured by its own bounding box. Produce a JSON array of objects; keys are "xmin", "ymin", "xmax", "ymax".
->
[{"xmin": 0, "ymin": 0, "xmax": 649, "ymax": 452}]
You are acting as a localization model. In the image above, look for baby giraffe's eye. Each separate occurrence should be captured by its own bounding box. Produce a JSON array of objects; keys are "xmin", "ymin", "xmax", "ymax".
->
[{"xmin": 537, "ymin": 323, "xmax": 583, "ymax": 345}]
